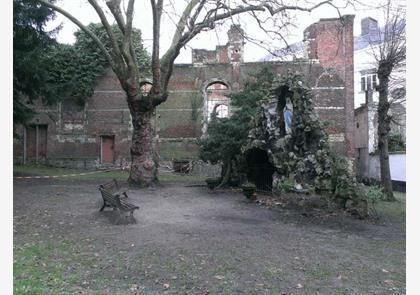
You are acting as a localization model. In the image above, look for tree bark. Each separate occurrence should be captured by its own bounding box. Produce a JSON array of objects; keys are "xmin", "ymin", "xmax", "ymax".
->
[
  {"xmin": 217, "ymin": 159, "xmax": 232, "ymax": 188},
  {"xmin": 377, "ymin": 72, "xmax": 396, "ymax": 201},
  {"xmin": 128, "ymin": 105, "xmax": 158, "ymax": 187}
]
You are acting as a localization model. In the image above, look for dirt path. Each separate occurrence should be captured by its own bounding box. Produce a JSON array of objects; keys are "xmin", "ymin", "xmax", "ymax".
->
[{"xmin": 14, "ymin": 179, "xmax": 405, "ymax": 294}]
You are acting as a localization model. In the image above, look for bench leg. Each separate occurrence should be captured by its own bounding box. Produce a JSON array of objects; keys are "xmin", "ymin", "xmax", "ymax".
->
[
  {"xmin": 128, "ymin": 211, "xmax": 136, "ymax": 224},
  {"xmin": 99, "ymin": 201, "xmax": 107, "ymax": 212}
]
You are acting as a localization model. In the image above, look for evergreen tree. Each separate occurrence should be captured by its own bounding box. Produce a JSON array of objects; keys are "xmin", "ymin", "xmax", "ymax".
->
[
  {"xmin": 13, "ymin": 0, "xmax": 58, "ymax": 128},
  {"xmin": 199, "ymin": 66, "xmax": 275, "ymax": 186}
]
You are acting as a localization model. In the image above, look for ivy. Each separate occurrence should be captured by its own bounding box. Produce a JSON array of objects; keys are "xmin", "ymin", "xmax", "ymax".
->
[{"xmin": 41, "ymin": 23, "xmax": 151, "ymax": 106}]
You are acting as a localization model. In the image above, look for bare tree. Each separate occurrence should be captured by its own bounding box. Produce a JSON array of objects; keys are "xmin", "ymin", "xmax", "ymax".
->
[
  {"xmin": 371, "ymin": 0, "xmax": 406, "ymax": 201},
  {"xmin": 36, "ymin": 0, "xmax": 340, "ymax": 187}
]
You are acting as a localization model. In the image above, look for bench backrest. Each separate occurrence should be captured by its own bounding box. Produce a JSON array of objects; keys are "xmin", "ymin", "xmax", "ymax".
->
[
  {"xmin": 101, "ymin": 179, "xmax": 121, "ymax": 193},
  {"xmin": 99, "ymin": 186, "xmax": 123, "ymax": 208}
]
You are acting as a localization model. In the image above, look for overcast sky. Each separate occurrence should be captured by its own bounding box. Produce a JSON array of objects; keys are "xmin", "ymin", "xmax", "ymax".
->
[{"xmin": 46, "ymin": 0, "xmax": 403, "ymax": 63}]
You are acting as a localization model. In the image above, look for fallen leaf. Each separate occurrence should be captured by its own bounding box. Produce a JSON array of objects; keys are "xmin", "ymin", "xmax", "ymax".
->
[
  {"xmin": 130, "ymin": 284, "xmax": 139, "ymax": 291},
  {"xmin": 214, "ymin": 275, "xmax": 225, "ymax": 280}
]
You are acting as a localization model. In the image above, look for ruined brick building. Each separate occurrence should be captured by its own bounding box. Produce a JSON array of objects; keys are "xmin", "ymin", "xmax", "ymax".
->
[{"xmin": 14, "ymin": 15, "xmax": 356, "ymax": 169}]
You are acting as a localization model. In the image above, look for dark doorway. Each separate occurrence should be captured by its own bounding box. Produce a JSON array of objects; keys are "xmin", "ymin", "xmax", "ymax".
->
[{"xmin": 246, "ymin": 148, "xmax": 275, "ymax": 191}]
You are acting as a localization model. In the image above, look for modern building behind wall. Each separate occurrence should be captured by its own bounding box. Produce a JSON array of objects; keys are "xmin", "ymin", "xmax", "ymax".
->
[
  {"xmin": 353, "ymin": 17, "xmax": 406, "ymax": 191},
  {"xmin": 14, "ymin": 16, "xmax": 356, "ymax": 171}
]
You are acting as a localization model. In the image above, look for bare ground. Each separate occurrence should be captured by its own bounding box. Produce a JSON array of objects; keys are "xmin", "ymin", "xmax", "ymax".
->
[{"xmin": 13, "ymin": 178, "xmax": 405, "ymax": 294}]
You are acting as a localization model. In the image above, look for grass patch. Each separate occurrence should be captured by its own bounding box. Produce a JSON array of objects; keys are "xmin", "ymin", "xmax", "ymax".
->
[
  {"xmin": 159, "ymin": 173, "xmax": 206, "ymax": 183},
  {"xmin": 13, "ymin": 164, "xmax": 206, "ymax": 183},
  {"xmin": 375, "ymin": 192, "xmax": 406, "ymax": 221},
  {"xmin": 306, "ymin": 264, "xmax": 334, "ymax": 281},
  {"xmin": 13, "ymin": 164, "xmax": 129, "ymax": 181},
  {"xmin": 14, "ymin": 239, "xmax": 85, "ymax": 294}
]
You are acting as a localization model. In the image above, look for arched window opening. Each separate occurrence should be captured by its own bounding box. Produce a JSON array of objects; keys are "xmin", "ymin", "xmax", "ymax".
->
[
  {"xmin": 205, "ymin": 82, "xmax": 229, "ymax": 121},
  {"xmin": 212, "ymin": 104, "xmax": 229, "ymax": 118}
]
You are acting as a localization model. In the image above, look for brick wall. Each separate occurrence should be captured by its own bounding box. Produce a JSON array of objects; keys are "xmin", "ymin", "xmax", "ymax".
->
[{"xmin": 14, "ymin": 16, "xmax": 355, "ymax": 168}]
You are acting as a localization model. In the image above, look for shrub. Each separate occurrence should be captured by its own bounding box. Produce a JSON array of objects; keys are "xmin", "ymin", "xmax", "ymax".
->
[
  {"xmin": 205, "ymin": 177, "xmax": 221, "ymax": 190},
  {"xmin": 364, "ymin": 185, "xmax": 384, "ymax": 216},
  {"xmin": 277, "ymin": 178, "xmax": 295, "ymax": 193},
  {"xmin": 388, "ymin": 134, "xmax": 406, "ymax": 152}
]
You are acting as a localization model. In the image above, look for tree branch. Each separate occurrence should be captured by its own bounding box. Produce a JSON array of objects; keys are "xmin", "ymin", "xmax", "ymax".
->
[
  {"xmin": 150, "ymin": 0, "xmax": 164, "ymax": 93},
  {"xmin": 262, "ymin": 0, "xmax": 336, "ymax": 15},
  {"xmin": 169, "ymin": 0, "xmax": 200, "ymax": 51},
  {"xmin": 87, "ymin": 0, "xmax": 124, "ymax": 63},
  {"xmin": 106, "ymin": 0, "xmax": 127, "ymax": 33},
  {"xmin": 125, "ymin": 0, "xmax": 139, "ymax": 77},
  {"xmin": 105, "ymin": 0, "xmax": 139, "ymax": 81},
  {"xmin": 153, "ymin": 0, "xmax": 338, "ymax": 107},
  {"xmin": 36, "ymin": 0, "xmax": 115, "ymax": 70}
]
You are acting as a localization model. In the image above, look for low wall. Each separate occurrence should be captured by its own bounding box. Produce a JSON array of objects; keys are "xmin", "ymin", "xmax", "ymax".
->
[{"xmin": 368, "ymin": 153, "xmax": 406, "ymax": 182}]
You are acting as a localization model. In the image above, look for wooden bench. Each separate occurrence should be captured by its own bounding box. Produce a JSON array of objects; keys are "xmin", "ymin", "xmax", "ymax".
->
[
  {"xmin": 100, "ymin": 178, "xmax": 128, "ymax": 198},
  {"xmin": 98, "ymin": 180, "xmax": 139, "ymax": 224}
]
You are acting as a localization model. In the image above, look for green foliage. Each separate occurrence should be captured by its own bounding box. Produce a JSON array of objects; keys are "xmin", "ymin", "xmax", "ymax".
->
[
  {"xmin": 42, "ymin": 23, "xmax": 151, "ymax": 105},
  {"xmin": 365, "ymin": 185, "xmax": 384, "ymax": 206},
  {"xmin": 205, "ymin": 177, "xmax": 221, "ymax": 190},
  {"xmin": 277, "ymin": 178, "xmax": 294, "ymax": 193},
  {"xmin": 388, "ymin": 134, "xmax": 406, "ymax": 152},
  {"xmin": 375, "ymin": 191, "xmax": 406, "ymax": 220},
  {"xmin": 13, "ymin": 0, "xmax": 58, "ymax": 127},
  {"xmin": 328, "ymin": 156, "xmax": 374, "ymax": 217},
  {"xmin": 199, "ymin": 66, "xmax": 275, "ymax": 166},
  {"xmin": 74, "ymin": 23, "xmax": 151, "ymax": 76},
  {"xmin": 366, "ymin": 185, "xmax": 384, "ymax": 200},
  {"xmin": 241, "ymin": 182, "xmax": 257, "ymax": 198},
  {"xmin": 190, "ymin": 94, "xmax": 201, "ymax": 122},
  {"xmin": 329, "ymin": 155, "xmax": 355, "ymax": 203},
  {"xmin": 13, "ymin": 17, "xmax": 151, "ymax": 129},
  {"xmin": 13, "ymin": 164, "xmax": 206, "ymax": 183}
]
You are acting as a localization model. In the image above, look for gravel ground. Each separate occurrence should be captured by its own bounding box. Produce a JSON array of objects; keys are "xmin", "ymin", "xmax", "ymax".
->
[{"xmin": 13, "ymin": 178, "xmax": 405, "ymax": 294}]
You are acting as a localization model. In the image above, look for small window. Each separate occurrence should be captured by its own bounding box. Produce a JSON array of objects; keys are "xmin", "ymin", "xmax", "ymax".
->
[
  {"xmin": 361, "ymin": 77, "xmax": 366, "ymax": 92},
  {"xmin": 360, "ymin": 72, "xmax": 377, "ymax": 92},
  {"xmin": 372, "ymin": 75, "xmax": 377, "ymax": 89}
]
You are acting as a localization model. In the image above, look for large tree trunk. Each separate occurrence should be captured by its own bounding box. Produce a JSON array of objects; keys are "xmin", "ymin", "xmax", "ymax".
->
[
  {"xmin": 128, "ymin": 108, "xmax": 158, "ymax": 187},
  {"xmin": 377, "ymin": 72, "xmax": 396, "ymax": 201}
]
